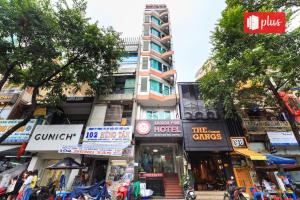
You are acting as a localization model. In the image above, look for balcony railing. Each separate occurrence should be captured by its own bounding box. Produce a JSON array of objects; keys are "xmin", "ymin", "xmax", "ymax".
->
[
  {"xmin": 242, "ymin": 118, "xmax": 291, "ymax": 132},
  {"xmin": 111, "ymin": 87, "xmax": 135, "ymax": 94}
]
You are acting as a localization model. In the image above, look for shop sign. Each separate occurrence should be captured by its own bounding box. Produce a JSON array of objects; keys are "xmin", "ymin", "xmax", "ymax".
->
[
  {"xmin": 183, "ymin": 121, "xmax": 232, "ymax": 151},
  {"xmin": 192, "ymin": 127, "xmax": 222, "ymax": 141},
  {"xmin": 230, "ymin": 137, "xmax": 248, "ymax": 149},
  {"xmin": 26, "ymin": 124, "xmax": 83, "ymax": 151},
  {"xmin": 83, "ymin": 126, "xmax": 132, "ymax": 143},
  {"xmin": 0, "ymin": 119, "xmax": 37, "ymax": 144},
  {"xmin": 135, "ymin": 120, "xmax": 182, "ymax": 137},
  {"xmin": 139, "ymin": 173, "xmax": 164, "ymax": 178},
  {"xmin": 267, "ymin": 131, "xmax": 298, "ymax": 146}
]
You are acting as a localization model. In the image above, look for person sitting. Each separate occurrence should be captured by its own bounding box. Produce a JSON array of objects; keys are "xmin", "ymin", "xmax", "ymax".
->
[{"xmin": 250, "ymin": 184, "xmax": 264, "ymax": 200}]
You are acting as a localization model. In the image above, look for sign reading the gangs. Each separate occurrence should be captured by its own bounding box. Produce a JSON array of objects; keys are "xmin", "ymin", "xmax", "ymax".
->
[{"xmin": 192, "ymin": 127, "xmax": 222, "ymax": 141}]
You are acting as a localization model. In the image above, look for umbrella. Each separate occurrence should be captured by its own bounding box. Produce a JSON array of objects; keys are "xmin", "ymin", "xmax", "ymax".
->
[
  {"xmin": 266, "ymin": 154, "xmax": 296, "ymax": 165},
  {"xmin": 46, "ymin": 157, "xmax": 84, "ymax": 170}
]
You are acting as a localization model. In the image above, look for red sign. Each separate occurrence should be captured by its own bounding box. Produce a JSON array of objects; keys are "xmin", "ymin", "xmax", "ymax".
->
[
  {"xmin": 136, "ymin": 121, "xmax": 151, "ymax": 135},
  {"xmin": 244, "ymin": 12, "xmax": 285, "ymax": 33},
  {"xmin": 135, "ymin": 120, "xmax": 182, "ymax": 137},
  {"xmin": 139, "ymin": 173, "xmax": 164, "ymax": 178}
]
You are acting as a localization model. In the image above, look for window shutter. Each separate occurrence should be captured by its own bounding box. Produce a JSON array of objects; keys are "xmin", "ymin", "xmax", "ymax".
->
[
  {"xmin": 142, "ymin": 57, "xmax": 149, "ymax": 69},
  {"xmin": 143, "ymin": 41, "xmax": 149, "ymax": 51},
  {"xmin": 140, "ymin": 78, "xmax": 148, "ymax": 92}
]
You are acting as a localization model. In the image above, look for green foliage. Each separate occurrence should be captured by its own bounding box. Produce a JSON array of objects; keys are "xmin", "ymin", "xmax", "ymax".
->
[
  {"xmin": 0, "ymin": 0, "xmax": 125, "ymax": 100},
  {"xmin": 199, "ymin": 0, "xmax": 300, "ymax": 118}
]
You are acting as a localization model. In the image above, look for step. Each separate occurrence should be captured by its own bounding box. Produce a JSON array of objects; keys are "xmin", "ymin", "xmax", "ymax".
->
[
  {"xmin": 194, "ymin": 191, "xmax": 225, "ymax": 200},
  {"xmin": 164, "ymin": 196, "xmax": 184, "ymax": 199},
  {"xmin": 165, "ymin": 190, "xmax": 183, "ymax": 194}
]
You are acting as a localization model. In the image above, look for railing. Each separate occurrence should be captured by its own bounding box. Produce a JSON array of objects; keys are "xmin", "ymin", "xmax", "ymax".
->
[
  {"xmin": 242, "ymin": 118, "xmax": 291, "ymax": 131},
  {"xmin": 111, "ymin": 87, "xmax": 135, "ymax": 94}
]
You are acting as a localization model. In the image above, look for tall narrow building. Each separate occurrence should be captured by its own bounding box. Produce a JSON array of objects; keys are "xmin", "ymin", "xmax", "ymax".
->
[{"xmin": 134, "ymin": 4, "xmax": 183, "ymax": 199}]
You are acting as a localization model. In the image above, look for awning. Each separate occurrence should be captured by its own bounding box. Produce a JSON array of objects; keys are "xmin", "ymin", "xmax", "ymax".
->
[
  {"xmin": 234, "ymin": 148, "xmax": 267, "ymax": 160},
  {"xmin": 256, "ymin": 164, "xmax": 300, "ymax": 172},
  {"xmin": 0, "ymin": 145, "xmax": 20, "ymax": 152},
  {"xmin": 266, "ymin": 154, "xmax": 296, "ymax": 165}
]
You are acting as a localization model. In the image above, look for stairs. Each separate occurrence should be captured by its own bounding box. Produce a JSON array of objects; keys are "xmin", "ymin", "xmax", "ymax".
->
[
  {"xmin": 163, "ymin": 174, "xmax": 184, "ymax": 199},
  {"xmin": 194, "ymin": 191, "xmax": 225, "ymax": 200}
]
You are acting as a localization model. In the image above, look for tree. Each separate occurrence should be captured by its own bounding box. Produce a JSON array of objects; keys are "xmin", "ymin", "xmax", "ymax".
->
[
  {"xmin": 199, "ymin": 0, "xmax": 300, "ymax": 144},
  {"xmin": 0, "ymin": 0, "xmax": 125, "ymax": 143}
]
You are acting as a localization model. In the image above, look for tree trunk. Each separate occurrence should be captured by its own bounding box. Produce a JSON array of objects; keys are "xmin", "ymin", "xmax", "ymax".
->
[
  {"xmin": 0, "ymin": 87, "xmax": 38, "ymax": 144},
  {"xmin": 0, "ymin": 64, "xmax": 15, "ymax": 92},
  {"xmin": 266, "ymin": 79, "xmax": 300, "ymax": 146}
]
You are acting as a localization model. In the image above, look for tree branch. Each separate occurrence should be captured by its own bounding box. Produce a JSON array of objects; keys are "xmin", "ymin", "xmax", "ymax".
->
[
  {"xmin": 37, "ymin": 54, "xmax": 80, "ymax": 87},
  {"xmin": 0, "ymin": 86, "xmax": 38, "ymax": 144},
  {"xmin": 0, "ymin": 63, "xmax": 16, "ymax": 92}
]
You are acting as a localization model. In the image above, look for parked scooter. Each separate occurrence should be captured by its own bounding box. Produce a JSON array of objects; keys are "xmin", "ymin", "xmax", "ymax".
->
[
  {"xmin": 116, "ymin": 182, "xmax": 130, "ymax": 200},
  {"xmin": 30, "ymin": 182, "xmax": 56, "ymax": 200},
  {"xmin": 224, "ymin": 177, "xmax": 250, "ymax": 200},
  {"xmin": 0, "ymin": 187, "xmax": 7, "ymax": 200},
  {"xmin": 183, "ymin": 176, "xmax": 196, "ymax": 200}
]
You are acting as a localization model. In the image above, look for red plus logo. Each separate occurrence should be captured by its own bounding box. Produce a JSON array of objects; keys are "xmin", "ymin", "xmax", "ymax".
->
[
  {"xmin": 136, "ymin": 121, "xmax": 151, "ymax": 135},
  {"xmin": 244, "ymin": 12, "xmax": 285, "ymax": 33}
]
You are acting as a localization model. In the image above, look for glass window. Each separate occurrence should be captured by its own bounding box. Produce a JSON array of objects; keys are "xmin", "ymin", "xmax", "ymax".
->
[
  {"xmin": 151, "ymin": 16, "xmax": 161, "ymax": 25},
  {"xmin": 151, "ymin": 28, "xmax": 161, "ymax": 37},
  {"xmin": 164, "ymin": 111, "xmax": 171, "ymax": 119},
  {"xmin": 143, "ymin": 41, "xmax": 150, "ymax": 51},
  {"xmin": 145, "ymin": 15, "xmax": 150, "ymax": 23},
  {"xmin": 150, "ymin": 79, "xmax": 161, "ymax": 93},
  {"xmin": 121, "ymin": 53, "xmax": 138, "ymax": 64},
  {"xmin": 150, "ymin": 58, "xmax": 162, "ymax": 71},
  {"xmin": 140, "ymin": 77, "xmax": 148, "ymax": 92},
  {"xmin": 147, "ymin": 111, "xmax": 158, "ymax": 119},
  {"xmin": 163, "ymin": 85, "xmax": 170, "ymax": 95},
  {"xmin": 163, "ymin": 65, "xmax": 169, "ymax": 72},
  {"xmin": 142, "ymin": 57, "xmax": 149, "ymax": 69},
  {"xmin": 150, "ymin": 42, "xmax": 161, "ymax": 53},
  {"xmin": 144, "ymin": 25, "xmax": 150, "ymax": 36}
]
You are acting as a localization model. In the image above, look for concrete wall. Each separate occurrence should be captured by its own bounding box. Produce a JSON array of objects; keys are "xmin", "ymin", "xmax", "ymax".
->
[{"xmin": 87, "ymin": 104, "xmax": 107, "ymax": 126}]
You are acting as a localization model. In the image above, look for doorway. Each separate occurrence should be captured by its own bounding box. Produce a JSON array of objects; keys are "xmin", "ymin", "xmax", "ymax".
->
[{"xmin": 91, "ymin": 159, "xmax": 108, "ymax": 184}]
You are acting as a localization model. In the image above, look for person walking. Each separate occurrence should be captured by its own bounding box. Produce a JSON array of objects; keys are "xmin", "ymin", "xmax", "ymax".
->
[{"xmin": 19, "ymin": 171, "xmax": 33, "ymax": 200}]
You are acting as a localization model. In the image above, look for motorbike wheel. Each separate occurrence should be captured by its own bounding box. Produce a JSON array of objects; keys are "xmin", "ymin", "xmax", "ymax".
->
[{"xmin": 238, "ymin": 196, "xmax": 247, "ymax": 200}]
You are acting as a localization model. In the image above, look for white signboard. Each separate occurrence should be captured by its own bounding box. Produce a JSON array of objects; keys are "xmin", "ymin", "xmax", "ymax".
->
[
  {"xmin": 83, "ymin": 126, "xmax": 132, "ymax": 144},
  {"xmin": 26, "ymin": 125, "xmax": 83, "ymax": 151},
  {"xmin": 267, "ymin": 131, "xmax": 298, "ymax": 146},
  {"xmin": 0, "ymin": 119, "xmax": 37, "ymax": 144}
]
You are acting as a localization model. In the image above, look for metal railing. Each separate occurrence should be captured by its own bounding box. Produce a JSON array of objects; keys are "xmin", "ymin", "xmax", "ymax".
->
[{"xmin": 111, "ymin": 87, "xmax": 135, "ymax": 94}]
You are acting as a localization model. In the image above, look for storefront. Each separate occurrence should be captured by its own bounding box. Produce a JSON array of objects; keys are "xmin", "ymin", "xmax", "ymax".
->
[
  {"xmin": 59, "ymin": 126, "xmax": 134, "ymax": 194},
  {"xmin": 0, "ymin": 119, "xmax": 37, "ymax": 173},
  {"xmin": 135, "ymin": 120, "xmax": 184, "ymax": 197},
  {"xmin": 26, "ymin": 124, "xmax": 83, "ymax": 189},
  {"xmin": 182, "ymin": 121, "xmax": 233, "ymax": 191}
]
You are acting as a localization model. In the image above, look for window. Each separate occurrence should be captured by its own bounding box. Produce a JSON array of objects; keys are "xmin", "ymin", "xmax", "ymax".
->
[
  {"xmin": 142, "ymin": 57, "xmax": 149, "ymax": 69},
  {"xmin": 150, "ymin": 42, "xmax": 161, "ymax": 53},
  {"xmin": 144, "ymin": 25, "xmax": 150, "ymax": 36},
  {"xmin": 143, "ymin": 41, "xmax": 150, "ymax": 51},
  {"xmin": 150, "ymin": 58, "xmax": 162, "ymax": 71},
  {"xmin": 150, "ymin": 79, "xmax": 162, "ymax": 93},
  {"xmin": 148, "ymin": 110, "xmax": 171, "ymax": 119},
  {"xmin": 151, "ymin": 28, "xmax": 160, "ymax": 37},
  {"xmin": 163, "ymin": 85, "xmax": 170, "ymax": 95},
  {"xmin": 163, "ymin": 65, "xmax": 169, "ymax": 72},
  {"xmin": 145, "ymin": 15, "xmax": 150, "ymax": 23},
  {"xmin": 140, "ymin": 77, "xmax": 148, "ymax": 92},
  {"xmin": 164, "ymin": 111, "xmax": 171, "ymax": 119},
  {"xmin": 121, "ymin": 52, "xmax": 138, "ymax": 64},
  {"xmin": 147, "ymin": 111, "xmax": 158, "ymax": 119},
  {"xmin": 151, "ymin": 16, "xmax": 161, "ymax": 25}
]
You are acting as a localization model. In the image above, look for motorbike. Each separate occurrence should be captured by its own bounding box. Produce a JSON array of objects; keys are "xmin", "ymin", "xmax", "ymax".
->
[
  {"xmin": 183, "ymin": 176, "xmax": 196, "ymax": 200},
  {"xmin": 30, "ymin": 182, "xmax": 56, "ymax": 200},
  {"xmin": 116, "ymin": 182, "xmax": 130, "ymax": 200},
  {"xmin": 224, "ymin": 177, "xmax": 250, "ymax": 200}
]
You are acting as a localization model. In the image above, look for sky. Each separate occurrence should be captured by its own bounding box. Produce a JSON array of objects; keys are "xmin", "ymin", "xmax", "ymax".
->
[{"xmin": 85, "ymin": 0, "xmax": 226, "ymax": 82}]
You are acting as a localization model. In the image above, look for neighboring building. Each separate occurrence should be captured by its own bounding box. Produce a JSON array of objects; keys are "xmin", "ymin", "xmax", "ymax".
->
[
  {"xmin": 194, "ymin": 59, "xmax": 215, "ymax": 81},
  {"xmin": 134, "ymin": 4, "xmax": 183, "ymax": 198}
]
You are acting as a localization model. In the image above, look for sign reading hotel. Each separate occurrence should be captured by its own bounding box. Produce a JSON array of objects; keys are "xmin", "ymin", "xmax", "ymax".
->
[
  {"xmin": 0, "ymin": 119, "xmax": 37, "ymax": 144},
  {"xmin": 135, "ymin": 120, "xmax": 182, "ymax": 137},
  {"xmin": 192, "ymin": 127, "xmax": 222, "ymax": 141}
]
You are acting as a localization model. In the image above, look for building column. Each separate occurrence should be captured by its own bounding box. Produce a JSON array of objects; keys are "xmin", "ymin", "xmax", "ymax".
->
[{"xmin": 87, "ymin": 103, "xmax": 107, "ymax": 126}]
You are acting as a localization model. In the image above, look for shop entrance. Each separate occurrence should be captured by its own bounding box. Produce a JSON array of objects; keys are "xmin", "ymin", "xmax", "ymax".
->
[
  {"xmin": 139, "ymin": 145, "xmax": 177, "ymax": 174},
  {"xmin": 91, "ymin": 159, "xmax": 108, "ymax": 184},
  {"xmin": 189, "ymin": 153, "xmax": 230, "ymax": 191}
]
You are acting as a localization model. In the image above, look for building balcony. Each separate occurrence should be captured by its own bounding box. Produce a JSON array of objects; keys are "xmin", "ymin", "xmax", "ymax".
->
[
  {"xmin": 99, "ymin": 88, "xmax": 135, "ymax": 101},
  {"xmin": 242, "ymin": 118, "xmax": 291, "ymax": 133},
  {"xmin": 137, "ymin": 91, "xmax": 177, "ymax": 106},
  {"xmin": 160, "ymin": 35, "xmax": 172, "ymax": 45},
  {"xmin": 161, "ymin": 22, "xmax": 170, "ymax": 34},
  {"xmin": 159, "ymin": 11, "xmax": 169, "ymax": 20}
]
